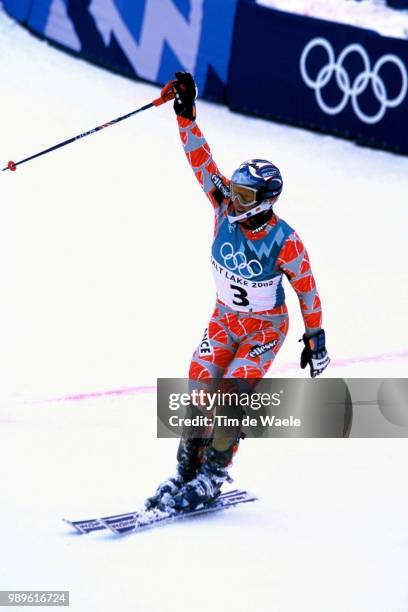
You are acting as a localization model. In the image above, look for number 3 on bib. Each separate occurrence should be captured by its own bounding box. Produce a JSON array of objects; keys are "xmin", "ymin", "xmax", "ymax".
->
[{"xmin": 230, "ymin": 284, "xmax": 249, "ymax": 307}]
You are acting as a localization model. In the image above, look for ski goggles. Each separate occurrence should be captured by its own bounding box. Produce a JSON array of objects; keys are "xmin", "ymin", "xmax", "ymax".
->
[{"xmin": 230, "ymin": 182, "xmax": 259, "ymax": 207}]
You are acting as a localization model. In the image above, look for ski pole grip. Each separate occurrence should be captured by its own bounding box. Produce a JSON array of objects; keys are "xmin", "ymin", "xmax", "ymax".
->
[{"xmin": 152, "ymin": 80, "xmax": 176, "ymax": 107}]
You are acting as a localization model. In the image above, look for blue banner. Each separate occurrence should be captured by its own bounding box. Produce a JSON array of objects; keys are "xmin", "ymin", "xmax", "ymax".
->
[
  {"xmin": 2, "ymin": 0, "xmax": 32, "ymax": 21},
  {"xmin": 228, "ymin": 3, "xmax": 408, "ymax": 154},
  {"xmin": 11, "ymin": 0, "xmax": 238, "ymax": 103},
  {"xmin": 4, "ymin": 0, "xmax": 408, "ymax": 153},
  {"xmin": 387, "ymin": 0, "xmax": 408, "ymax": 8}
]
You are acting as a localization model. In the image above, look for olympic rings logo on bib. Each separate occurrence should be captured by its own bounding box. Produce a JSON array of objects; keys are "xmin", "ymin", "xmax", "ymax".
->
[
  {"xmin": 220, "ymin": 242, "xmax": 263, "ymax": 279},
  {"xmin": 300, "ymin": 37, "xmax": 408, "ymax": 124}
]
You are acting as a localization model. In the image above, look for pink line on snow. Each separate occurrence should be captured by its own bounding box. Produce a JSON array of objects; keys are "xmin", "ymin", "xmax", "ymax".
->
[
  {"xmin": 273, "ymin": 350, "xmax": 408, "ymax": 373},
  {"xmin": 34, "ymin": 351, "xmax": 408, "ymax": 403},
  {"xmin": 38, "ymin": 385, "xmax": 157, "ymax": 404}
]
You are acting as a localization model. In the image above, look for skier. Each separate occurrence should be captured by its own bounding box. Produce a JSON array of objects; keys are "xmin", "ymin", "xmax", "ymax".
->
[{"xmin": 147, "ymin": 72, "xmax": 330, "ymax": 512}]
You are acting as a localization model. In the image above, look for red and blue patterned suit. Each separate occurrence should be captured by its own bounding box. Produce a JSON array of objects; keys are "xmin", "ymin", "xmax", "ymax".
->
[{"xmin": 178, "ymin": 116, "xmax": 322, "ymax": 380}]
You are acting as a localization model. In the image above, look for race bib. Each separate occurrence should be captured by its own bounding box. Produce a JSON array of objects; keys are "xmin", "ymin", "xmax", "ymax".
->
[{"xmin": 211, "ymin": 256, "xmax": 283, "ymax": 312}]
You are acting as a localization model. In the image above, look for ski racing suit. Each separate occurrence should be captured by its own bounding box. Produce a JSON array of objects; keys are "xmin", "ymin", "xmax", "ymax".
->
[{"xmin": 178, "ymin": 116, "xmax": 323, "ymax": 381}]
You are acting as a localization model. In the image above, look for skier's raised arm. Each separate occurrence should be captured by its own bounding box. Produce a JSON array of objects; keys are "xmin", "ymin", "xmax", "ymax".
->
[{"xmin": 170, "ymin": 72, "xmax": 230, "ymax": 211}]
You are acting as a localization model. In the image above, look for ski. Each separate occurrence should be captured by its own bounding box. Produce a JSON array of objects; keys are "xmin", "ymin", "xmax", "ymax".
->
[
  {"xmin": 63, "ymin": 489, "xmax": 255, "ymax": 535},
  {"xmin": 100, "ymin": 489, "xmax": 257, "ymax": 536}
]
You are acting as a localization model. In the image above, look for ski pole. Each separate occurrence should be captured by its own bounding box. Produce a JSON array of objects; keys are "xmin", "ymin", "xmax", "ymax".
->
[{"xmin": 2, "ymin": 82, "xmax": 175, "ymax": 173}]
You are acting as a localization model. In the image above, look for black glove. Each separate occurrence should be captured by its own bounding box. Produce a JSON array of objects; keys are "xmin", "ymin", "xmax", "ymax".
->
[
  {"xmin": 300, "ymin": 329, "xmax": 330, "ymax": 378},
  {"xmin": 173, "ymin": 71, "xmax": 197, "ymax": 121}
]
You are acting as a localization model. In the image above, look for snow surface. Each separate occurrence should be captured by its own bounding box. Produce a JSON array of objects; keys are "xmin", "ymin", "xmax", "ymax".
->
[
  {"xmin": 1, "ymin": 8, "xmax": 408, "ymax": 612},
  {"xmin": 258, "ymin": 0, "xmax": 408, "ymax": 39}
]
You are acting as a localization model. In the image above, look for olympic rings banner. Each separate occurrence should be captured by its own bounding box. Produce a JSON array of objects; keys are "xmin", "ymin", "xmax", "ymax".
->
[
  {"xmin": 4, "ymin": 0, "xmax": 408, "ymax": 153},
  {"xmin": 2, "ymin": 0, "xmax": 238, "ymax": 102},
  {"xmin": 228, "ymin": 3, "xmax": 408, "ymax": 154}
]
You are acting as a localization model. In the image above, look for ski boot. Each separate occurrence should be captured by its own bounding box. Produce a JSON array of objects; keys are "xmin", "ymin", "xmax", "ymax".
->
[
  {"xmin": 170, "ymin": 447, "xmax": 233, "ymax": 511},
  {"xmin": 145, "ymin": 438, "xmax": 207, "ymax": 510}
]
